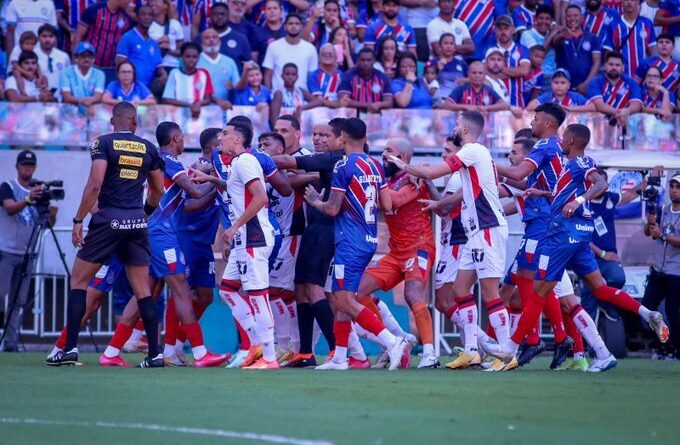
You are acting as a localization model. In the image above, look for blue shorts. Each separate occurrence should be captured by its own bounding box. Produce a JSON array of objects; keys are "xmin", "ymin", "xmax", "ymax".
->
[
  {"xmin": 178, "ymin": 235, "xmax": 216, "ymax": 289},
  {"xmin": 503, "ymin": 259, "xmax": 517, "ymax": 286},
  {"xmin": 516, "ymin": 218, "xmax": 549, "ymax": 272},
  {"xmin": 535, "ymin": 233, "xmax": 599, "ymax": 282},
  {"xmin": 89, "ymin": 255, "xmax": 125, "ymax": 293},
  {"xmin": 112, "ymin": 273, "xmax": 134, "ymax": 316},
  {"xmin": 332, "ymin": 240, "xmax": 376, "ymax": 293},
  {"xmin": 149, "ymin": 227, "xmax": 186, "ymax": 279}
]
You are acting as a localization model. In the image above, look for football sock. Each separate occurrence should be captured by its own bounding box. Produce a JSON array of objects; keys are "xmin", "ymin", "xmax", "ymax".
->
[
  {"xmin": 164, "ymin": 298, "xmax": 179, "ymax": 351},
  {"xmin": 592, "ymin": 285, "xmax": 643, "ymax": 317},
  {"xmin": 511, "ymin": 288, "xmax": 544, "ymax": 350},
  {"xmin": 377, "ymin": 299, "xmax": 408, "ymax": 338},
  {"xmin": 296, "ymin": 302, "xmax": 314, "ymax": 354},
  {"xmin": 55, "ymin": 326, "xmax": 68, "ymax": 349},
  {"xmin": 312, "ymin": 320, "xmax": 321, "ymax": 350},
  {"xmin": 219, "ymin": 283, "xmax": 260, "ymax": 345},
  {"xmin": 412, "ymin": 301, "xmax": 434, "ymax": 352},
  {"xmin": 543, "ymin": 292, "xmax": 567, "ymax": 343},
  {"xmin": 104, "ymin": 323, "xmax": 133, "ymax": 358},
  {"xmin": 138, "ymin": 296, "xmax": 160, "ymax": 358},
  {"xmin": 455, "ymin": 295, "xmax": 478, "ymax": 354},
  {"xmin": 348, "ymin": 327, "xmax": 367, "ymax": 360},
  {"xmin": 358, "ymin": 295, "xmax": 383, "ymax": 322},
  {"xmin": 65, "ymin": 288, "xmax": 87, "ymax": 352},
  {"xmin": 509, "ymin": 309, "xmax": 522, "ymax": 336},
  {"xmin": 249, "ymin": 290, "xmax": 276, "ymax": 362},
  {"xmin": 235, "ymin": 320, "xmax": 251, "ymax": 351},
  {"xmin": 570, "ymin": 304, "xmax": 611, "ymax": 360},
  {"xmin": 129, "ymin": 319, "xmax": 144, "ymax": 344},
  {"xmin": 312, "ymin": 299, "xmax": 336, "ymax": 350},
  {"xmin": 192, "ymin": 299, "xmax": 209, "ymax": 321},
  {"xmin": 355, "ymin": 308, "xmax": 395, "ymax": 347},
  {"xmin": 182, "ymin": 322, "xmax": 207, "ymax": 360},
  {"xmin": 332, "ymin": 320, "xmax": 351, "ymax": 363},
  {"xmin": 563, "ymin": 311, "xmax": 584, "ymax": 357},
  {"xmin": 269, "ymin": 296, "xmax": 291, "ymax": 352},
  {"xmin": 486, "ymin": 298, "xmax": 510, "ymax": 349},
  {"xmin": 284, "ymin": 297, "xmax": 300, "ymax": 353}
]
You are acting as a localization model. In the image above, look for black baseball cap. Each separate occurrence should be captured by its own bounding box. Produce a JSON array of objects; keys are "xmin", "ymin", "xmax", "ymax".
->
[{"xmin": 16, "ymin": 150, "xmax": 37, "ymax": 165}]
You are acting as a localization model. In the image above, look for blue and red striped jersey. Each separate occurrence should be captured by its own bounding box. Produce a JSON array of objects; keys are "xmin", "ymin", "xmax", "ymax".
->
[
  {"xmin": 149, "ymin": 152, "xmax": 187, "ymax": 231},
  {"xmin": 524, "ymin": 136, "xmax": 564, "ymax": 223},
  {"xmin": 636, "ymin": 56, "xmax": 680, "ymax": 93},
  {"xmin": 604, "ymin": 15, "xmax": 656, "ymax": 76},
  {"xmin": 583, "ymin": 7, "xmax": 620, "ymax": 45},
  {"xmin": 586, "ymin": 73, "xmax": 642, "ymax": 109},
  {"xmin": 308, "ymin": 67, "xmax": 343, "ymax": 101},
  {"xmin": 512, "ymin": 5, "xmax": 534, "ymax": 32},
  {"xmin": 80, "ymin": 3, "xmax": 134, "ymax": 68},
  {"xmin": 454, "ymin": 0, "xmax": 496, "ymax": 61},
  {"xmin": 55, "ymin": 0, "xmax": 97, "ymax": 29},
  {"xmin": 535, "ymin": 91, "xmax": 588, "ymax": 107},
  {"xmin": 363, "ymin": 16, "xmax": 417, "ymax": 52},
  {"xmin": 448, "ymin": 82, "xmax": 501, "ymax": 105},
  {"xmin": 550, "ymin": 155, "xmax": 598, "ymax": 241},
  {"xmin": 500, "ymin": 42, "xmax": 531, "ymax": 107},
  {"xmin": 659, "ymin": 0, "xmax": 680, "ymax": 37},
  {"xmin": 331, "ymin": 152, "xmax": 387, "ymax": 246},
  {"xmin": 338, "ymin": 67, "xmax": 392, "ymax": 104}
]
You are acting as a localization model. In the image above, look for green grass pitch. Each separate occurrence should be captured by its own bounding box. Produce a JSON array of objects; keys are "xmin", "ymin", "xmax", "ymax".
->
[{"xmin": 1, "ymin": 353, "xmax": 679, "ymax": 445}]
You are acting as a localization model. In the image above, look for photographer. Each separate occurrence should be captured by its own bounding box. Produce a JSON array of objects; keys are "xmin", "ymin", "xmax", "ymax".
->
[
  {"xmin": 0, "ymin": 150, "xmax": 57, "ymax": 352},
  {"xmin": 643, "ymin": 174, "xmax": 680, "ymax": 360}
]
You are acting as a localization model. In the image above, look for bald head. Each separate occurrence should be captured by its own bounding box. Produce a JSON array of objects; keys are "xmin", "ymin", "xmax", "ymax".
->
[{"xmin": 386, "ymin": 138, "xmax": 413, "ymax": 162}]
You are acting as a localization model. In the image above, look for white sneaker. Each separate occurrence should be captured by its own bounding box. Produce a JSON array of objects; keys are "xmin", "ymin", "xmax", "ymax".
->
[
  {"xmin": 122, "ymin": 340, "xmax": 148, "ymax": 354},
  {"xmin": 405, "ymin": 333, "xmax": 418, "ymax": 346},
  {"xmin": 648, "ymin": 311, "xmax": 670, "ymax": 344},
  {"xmin": 387, "ymin": 337, "xmax": 408, "ymax": 371},
  {"xmin": 47, "ymin": 346, "xmax": 62, "ymax": 359},
  {"xmin": 480, "ymin": 340, "xmax": 515, "ymax": 362},
  {"xmin": 315, "ymin": 360, "xmax": 349, "ymax": 370},
  {"xmin": 372, "ymin": 349, "xmax": 390, "ymax": 368},
  {"xmin": 164, "ymin": 354, "xmax": 189, "ymax": 367},
  {"xmin": 588, "ymin": 355, "xmax": 618, "ymax": 373},
  {"xmin": 417, "ymin": 354, "xmax": 440, "ymax": 369},
  {"xmin": 226, "ymin": 349, "xmax": 248, "ymax": 369}
]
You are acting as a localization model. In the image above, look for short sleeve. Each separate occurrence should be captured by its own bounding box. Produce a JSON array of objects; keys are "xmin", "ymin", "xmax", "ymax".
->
[
  {"xmin": 149, "ymin": 145, "xmax": 163, "ymax": 171},
  {"xmin": 255, "ymin": 151, "xmax": 277, "ymax": 177},
  {"xmin": 635, "ymin": 58, "xmax": 649, "ymax": 81},
  {"xmin": 391, "ymin": 78, "xmax": 406, "ymax": 95},
  {"xmin": 487, "ymin": 86, "xmax": 502, "ymax": 103},
  {"xmin": 138, "ymin": 82, "xmax": 153, "ymax": 98},
  {"xmin": 116, "ymin": 32, "xmax": 131, "ymax": 58},
  {"xmin": 5, "ymin": 2, "xmax": 17, "ymax": 24},
  {"xmin": 518, "ymin": 46, "xmax": 530, "ymax": 65},
  {"xmin": 165, "ymin": 156, "xmax": 186, "ymax": 180},
  {"xmin": 628, "ymin": 78, "xmax": 642, "ymax": 102},
  {"xmin": 162, "ymin": 69, "xmax": 177, "ymax": 99},
  {"xmin": 308, "ymin": 45, "xmax": 319, "ymax": 72},
  {"xmin": 202, "ymin": 70, "xmax": 214, "ymax": 96},
  {"xmin": 459, "ymin": 22, "xmax": 471, "ymax": 40},
  {"xmin": 90, "ymin": 137, "xmax": 108, "ymax": 161},
  {"xmin": 48, "ymin": 2, "xmax": 57, "ymax": 27},
  {"xmin": 525, "ymin": 143, "xmax": 546, "ymax": 169},
  {"xmin": 609, "ymin": 191, "xmax": 622, "ymax": 207},
  {"xmin": 94, "ymin": 69, "xmax": 105, "ymax": 93},
  {"xmin": 451, "ymin": 144, "xmax": 480, "ymax": 168},
  {"xmin": 535, "ymin": 92, "xmax": 552, "ymax": 104},
  {"xmin": 5, "ymin": 76, "xmax": 18, "ymax": 92},
  {"xmin": 171, "ymin": 20, "xmax": 184, "ymax": 41},
  {"xmin": 106, "ymin": 81, "xmax": 117, "ymax": 96},
  {"xmin": 338, "ymin": 72, "xmax": 352, "ymax": 95},
  {"xmin": 406, "ymin": 26, "xmax": 417, "ymax": 48},
  {"xmin": 572, "ymin": 92, "xmax": 587, "ymax": 105},
  {"xmin": 426, "ymin": 21, "xmax": 439, "ymax": 45},
  {"xmin": 586, "ymin": 76, "xmax": 602, "ymax": 100},
  {"xmin": 382, "ymin": 74, "xmax": 392, "ymax": 97},
  {"xmin": 308, "ymin": 72, "xmax": 321, "ymax": 95},
  {"xmin": 448, "ymin": 85, "xmax": 463, "ymax": 103},
  {"xmin": 239, "ymin": 154, "xmax": 263, "ymax": 186},
  {"xmin": 59, "ymin": 69, "xmax": 71, "ymax": 92},
  {"xmin": 364, "ymin": 22, "xmax": 378, "ymax": 46},
  {"xmin": 0, "ymin": 182, "xmax": 16, "ymax": 202},
  {"xmin": 226, "ymin": 57, "xmax": 239, "ymax": 85},
  {"xmin": 261, "ymin": 43, "xmax": 275, "ymax": 70},
  {"xmin": 331, "ymin": 160, "xmax": 349, "ymax": 191}
]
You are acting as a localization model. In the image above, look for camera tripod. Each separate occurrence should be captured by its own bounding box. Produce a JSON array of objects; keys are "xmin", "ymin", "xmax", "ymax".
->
[{"xmin": 0, "ymin": 208, "xmax": 97, "ymax": 351}]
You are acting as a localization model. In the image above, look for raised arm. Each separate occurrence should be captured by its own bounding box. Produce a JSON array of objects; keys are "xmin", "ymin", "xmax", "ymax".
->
[
  {"xmin": 496, "ymin": 159, "xmax": 536, "ymax": 181},
  {"xmin": 388, "ymin": 156, "xmax": 454, "ymax": 180},
  {"xmin": 304, "ymin": 186, "xmax": 344, "ymax": 217}
]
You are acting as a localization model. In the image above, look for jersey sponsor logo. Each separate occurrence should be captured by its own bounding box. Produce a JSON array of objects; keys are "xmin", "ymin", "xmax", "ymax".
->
[
  {"xmin": 365, "ymin": 234, "xmax": 378, "ymax": 243},
  {"xmin": 575, "ymin": 224, "xmax": 594, "ymax": 233},
  {"xmin": 119, "ymin": 168, "xmax": 139, "ymax": 180},
  {"xmin": 113, "ymin": 140, "xmax": 146, "ymax": 154},
  {"xmin": 119, "ymin": 155, "xmax": 143, "ymax": 167}
]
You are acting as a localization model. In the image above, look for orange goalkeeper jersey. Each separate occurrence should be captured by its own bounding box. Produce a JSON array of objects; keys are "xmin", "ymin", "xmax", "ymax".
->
[{"xmin": 384, "ymin": 172, "xmax": 435, "ymax": 254}]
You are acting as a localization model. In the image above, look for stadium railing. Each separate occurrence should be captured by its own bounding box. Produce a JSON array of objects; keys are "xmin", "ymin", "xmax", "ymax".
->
[{"xmin": 1, "ymin": 103, "xmax": 679, "ymax": 153}]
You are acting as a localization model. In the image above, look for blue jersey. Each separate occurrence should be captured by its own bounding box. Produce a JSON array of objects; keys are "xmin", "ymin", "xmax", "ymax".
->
[
  {"xmin": 149, "ymin": 152, "xmax": 187, "ymax": 232},
  {"xmin": 524, "ymin": 136, "xmax": 564, "ymax": 223},
  {"xmin": 176, "ymin": 155, "xmax": 220, "ymax": 246},
  {"xmin": 500, "ymin": 43, "xmax": 531, "ymax": 107},
  {"xmin": 455, "ymin": 0, "xmax": 496, "ymax": 61},
  {"xmin": 550, "ymin": 155, "xmax": 598, "ymax": 241},
  {"xmin": 604, "ymin": 15, "xmax": 656, "ymax": 76},
  {"xmin": 331, "ymin": 152, "xmax": 387, "ymax": 246}
]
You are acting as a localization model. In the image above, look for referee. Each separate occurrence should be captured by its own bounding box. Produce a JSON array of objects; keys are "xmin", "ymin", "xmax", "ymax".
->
[{"xmin": 47, "ymin": 102, "xmax": 165, "ymax": 368}]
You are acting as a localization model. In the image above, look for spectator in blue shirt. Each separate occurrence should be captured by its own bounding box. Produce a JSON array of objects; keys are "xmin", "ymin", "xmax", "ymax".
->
[
  {"xmin": 519, "ymin": 5, "xmax": 558, "ymax": 82},
  {"xmin": 527, "ymin": 68, "xmax": 594, "ymax": 112},
  {"xmin": 392, "ymin": 52, "xmax": 433, "ymax": 109},
  {"xmin": 115, "ymin": 5, "xmax": 167, "ymax": 88},
  {"xmin": 197, "ymin": 28, "xmax": 239, "ymax": 105},
  {"xmin": 59, "ymin": 42, "xmax": 105, "ymax": 106},
  {"xmin": 203, "ymin": 3, "xmax": 253, "ymax": 72},
  {"xmin": 102, "ymin": 60, "xmax": 157, "ymax": 105},
  {"xmin": 363, "ymin": 0, "xmax": 417, "ymax": 55},
  {"xmin": 233, "ymin": 63, "xmax": 271, "ymax": 109},
  {"xmin": 554, "ymin": 4, "xmax": 602, "ymax": 95},
  {"xmin": 640, "ymin": 65, "xmax": 675, "ymax": 120},
  {"xmin": 586, "ymin": 51, "xmax": 642, "ymax": 125},
  {"xmin": 430, "ymin": 33, "xmax": 468, "ymax": 98}
]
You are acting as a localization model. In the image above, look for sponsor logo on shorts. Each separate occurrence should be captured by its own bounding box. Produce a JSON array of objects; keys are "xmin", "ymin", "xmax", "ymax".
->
[
  {"xmin": 471, "ymin": 248, "xmax": 485, "ymax": 263},
  {"xmin": 118, "ymin": 155, "xmax": 143, "ymax": 167},
  {"xmin": 119, "ymin": 168, "xmax": 139, "ymax": 180},
  {"xmin": 110, "ymin": 218, "xmax": 147, "ymax": 230},
  {"xmin": 113, "ymin": 140, "xmax": 146, "ymax": 153}
]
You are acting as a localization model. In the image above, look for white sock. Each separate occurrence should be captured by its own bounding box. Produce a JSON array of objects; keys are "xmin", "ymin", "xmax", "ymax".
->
[
  {"xmin": 509, "ymin": 312, "xmax": 521, "ymax": 336},
  {"xmin": 220, "ymin": 289, "xmax": 260, "ymax": 344},
  {"xmin": 348, "ymin": 328, "xmax": 367, "ymax": 360},
  {"xmin": 377, "ymin": 299, "xmax": 408, "ymax": 337},
  {"xmin": 333, "ymin": 345, "xmax": 348, "ymax": 363},
  {"xmin": 463, "ymin": 324, "xmax": 479, "ymax": 354},
  {"xmin": 355, "ymin": 324, "xmax": 383, "ymax": 345},
  {"xmin": 192, "ymin": 345, "xmax": 207, "ymax": 360},
  {"xmin": 129, "ymin": 328, "xmax": 143, "ymax": 344},
  {"xmin": 269, "ymin": 298, "xmax": 290, "ymax": 352},
  {"xmin": 488, "ymin": 307, "xmax": 511, "ymax": 350},
  {"xmin": 174, "ymin": 340, "xmax": 184, "ymax": 356},
  {"xmin": 163, "ymin": 343, "xmax": 175, "ymax": 357},
  {"xmin": 638, "ymin": 305, "xmax": 651, "ymax": 323},
  {"xmin": 250, "ymin": 293, "xmax": 276, "ymax": 362},
  {"xmin": 312, "ymin": 320, "xmax": 321, "ymax": 350},
  {"xmin": 286, "ymin": 300, "xmax": 300, "ymax": 353},
  {"xmin": 450, "ymin": 310, "xmax": 465, "ymax": 346},
  {"xmin": 423, "ymin": 343, "xmax": 435, "ymax": 357},
  {"xmin": 456, "ymin": 305, "xmax": 479, "ymax": 354},
  {"xmin": 104, "ymin": 345, "xmax": 120, "ymax": 358},
  {"xmin": 377, "ymin": 329, "xmax": 397, "ymax": 348},
  {"xmin": 572, "ymin": 307, "xmax": 611, "ymax": 360}
]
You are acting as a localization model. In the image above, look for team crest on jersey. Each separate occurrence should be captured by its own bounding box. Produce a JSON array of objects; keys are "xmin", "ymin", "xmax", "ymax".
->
[
  {"xmin": 90, "ymin": 138, "xmax": 100, "ymax": 156},
  {"xmin": 333, "ymin": 159, "xmax": 347, "ymax": 173},
  {"xmin": 575, "ymin": 156, "xmax": 590, "ymax": 170},
  {"xmin": 583, "ymin": 41, "xmax": 591, "ymax": 51}
]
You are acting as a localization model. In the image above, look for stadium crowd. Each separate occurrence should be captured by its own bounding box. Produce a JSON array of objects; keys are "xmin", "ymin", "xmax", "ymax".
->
[{"xmin": 0, "ymin": 0, "xmax": 680, "ymax": 123}]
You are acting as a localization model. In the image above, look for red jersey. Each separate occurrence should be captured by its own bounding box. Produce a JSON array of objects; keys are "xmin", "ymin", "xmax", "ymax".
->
[{"xmin": 384, "ymin": 172, "xmax": 435, "ymax": 254}]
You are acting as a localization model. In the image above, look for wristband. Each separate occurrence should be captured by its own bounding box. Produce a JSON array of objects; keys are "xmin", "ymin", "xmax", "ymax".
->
[
  {"xmin": 144, "ymin": 202, "xmax": 157, "ymax": 215},
  {"xmin": 599, "ymin": 250, "xmax": 607, "ymax": 259},
  {"xmin": 575, "ymin": 196, "xmax": 586, "ymax": 205},
  {"xmin": 72, "ymin": 217, "xmax": 83, "ymax": 224}
]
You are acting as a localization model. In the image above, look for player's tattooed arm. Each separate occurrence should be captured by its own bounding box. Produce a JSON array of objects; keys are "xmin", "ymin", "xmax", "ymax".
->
[
  {"xmin": 304, "ymin": 186, "xmax": 343, "ymax": 217},
  {"xmin": 562, "ymin": 170, "xmax": 608, "ymax": 218},
  {"xmin": 496, "ymin": 160, "xmax": 536, "ymax": 181},
  {"xmin": 387, "ymin": 156, "xmax": 453, "ymax": 180}
]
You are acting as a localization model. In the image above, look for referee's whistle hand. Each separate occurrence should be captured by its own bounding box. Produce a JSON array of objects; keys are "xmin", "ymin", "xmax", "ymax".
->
[{"xmin": 72, "ymin": 224, "xmax": 84, "ymax": 248}]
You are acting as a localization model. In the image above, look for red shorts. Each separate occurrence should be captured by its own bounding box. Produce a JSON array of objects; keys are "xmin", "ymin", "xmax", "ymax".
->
[{"xmin": 365, "ymin": 247, "xmax": 434, "ymax": 291}]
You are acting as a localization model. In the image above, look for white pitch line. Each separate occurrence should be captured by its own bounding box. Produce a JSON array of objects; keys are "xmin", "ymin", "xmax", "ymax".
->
[{"xmin": 0, "ymin": 418, "xmax": 335, "ymax": 445}]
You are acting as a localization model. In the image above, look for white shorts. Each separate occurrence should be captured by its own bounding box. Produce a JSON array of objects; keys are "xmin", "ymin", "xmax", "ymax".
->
[
  {"xmin": 459, "ymin": 225, "xmax": 508, "ymax": 280},
  {"xmin": 222, "ymin": 246, "xmax": 273, "ymax": 291},
  {"xmin": 554, "ymin": 271, "xmax": 575, "ymax": 298},
  {"xmin": 434, "ymin": 243, "xmax": 464, "ymax": 289},
  {"xmin": 269, "ymin": 235, "xmax": 300, "ymax": 291}
]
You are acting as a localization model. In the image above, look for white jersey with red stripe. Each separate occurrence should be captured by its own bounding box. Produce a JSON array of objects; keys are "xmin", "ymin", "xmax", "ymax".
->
[
  {"xmin": 226, "ymin": 152, "xmax": 275, "ymax": 249},
  {"xmin": 445, "ymin": 142, "xmax": 507, "ymax": 237},
  {"xmin": 278, "ymin": 146, "xmax": 312, "ymax": 236}
]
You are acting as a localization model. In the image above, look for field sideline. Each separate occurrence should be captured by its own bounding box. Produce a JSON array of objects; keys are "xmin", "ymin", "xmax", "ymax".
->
[{"xmin": 1, "ymin": 354, "xmax": 679, "ymax": 445}]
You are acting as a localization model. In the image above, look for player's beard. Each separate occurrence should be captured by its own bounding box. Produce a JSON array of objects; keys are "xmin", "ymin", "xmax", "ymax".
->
[
  {"xmin": 383, "ymin": 161, "xmax": 400, "ymax": 178},
  {"xmin": 452, "ymin": 132, "xmax": 463, "ymax": 147}
]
